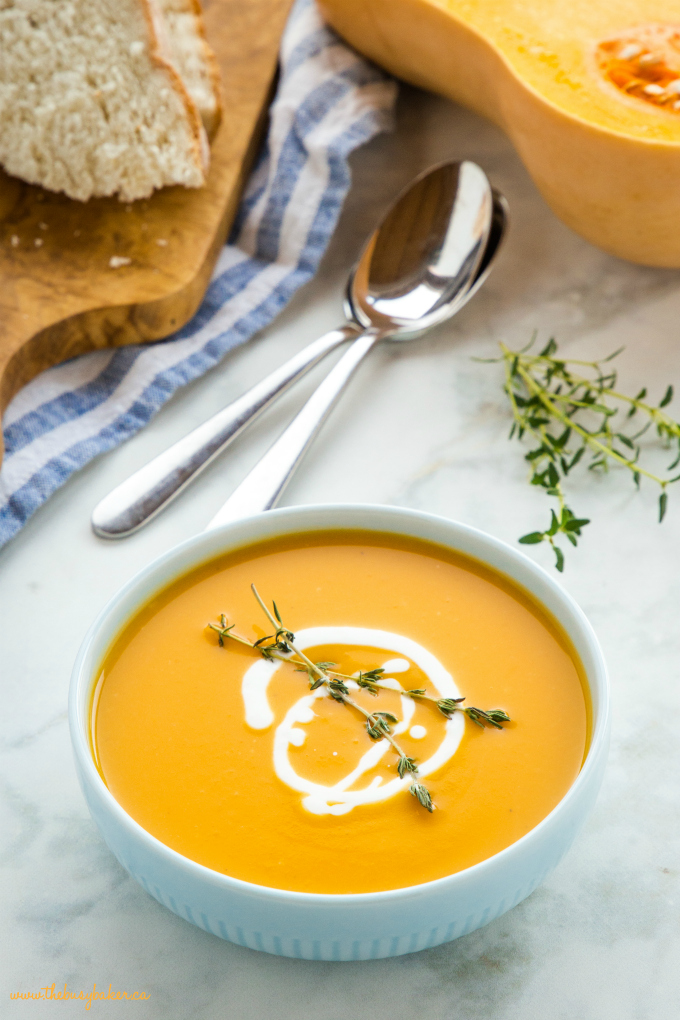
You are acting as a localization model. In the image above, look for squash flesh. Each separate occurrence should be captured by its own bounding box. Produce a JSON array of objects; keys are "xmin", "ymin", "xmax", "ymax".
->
[
  {"xmin": 442, "ymin": 0, "xmax": 680, "ymax": 141},
  {"xmin": 320, "ymin": 0, "xmax": 680, "ymax": 265}
]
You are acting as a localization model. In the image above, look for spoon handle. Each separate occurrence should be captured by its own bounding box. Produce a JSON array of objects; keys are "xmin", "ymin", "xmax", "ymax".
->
[
  {"xmin": 91, "ymin": 325, "xmax": 358, "ymax": 538},
  {"xmin": 206, "ymin": 329, "xmax": 382, "ymax": 530}
]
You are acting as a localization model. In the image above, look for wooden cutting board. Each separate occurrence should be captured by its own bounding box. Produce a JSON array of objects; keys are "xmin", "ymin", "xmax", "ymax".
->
[{"xmin": 0, "ymin": 0, "xmax": 293, "ymax": 465}]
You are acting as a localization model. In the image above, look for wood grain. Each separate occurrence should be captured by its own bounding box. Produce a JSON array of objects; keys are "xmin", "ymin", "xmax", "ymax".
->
[{"xmin": 0, "ymin": 0, "xmax": 293, "ymax": 466}]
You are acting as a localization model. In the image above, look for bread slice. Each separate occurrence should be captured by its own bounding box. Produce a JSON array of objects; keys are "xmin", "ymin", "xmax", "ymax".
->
[{"xmin": 0, "ymin": 0, "xmax": 223, "ymax": 202}]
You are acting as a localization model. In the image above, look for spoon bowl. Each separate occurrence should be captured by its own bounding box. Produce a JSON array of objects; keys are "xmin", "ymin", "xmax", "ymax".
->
[
  {"xmin": 345, "ymin": 187, "xmax": 507, "ymax": 336},
  {"xmin": 349, "ymin": 160, "xmax": 493, "ymax": 338}
]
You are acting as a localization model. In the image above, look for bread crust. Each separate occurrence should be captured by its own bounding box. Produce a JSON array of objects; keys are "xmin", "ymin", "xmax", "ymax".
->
[
  {"xmin": 184, "ymin": 0, "xmax": 223, "ymax": 138},
  {"xmin": 142, "ymin": 0, "xmax": 210, "ymax": 175}
]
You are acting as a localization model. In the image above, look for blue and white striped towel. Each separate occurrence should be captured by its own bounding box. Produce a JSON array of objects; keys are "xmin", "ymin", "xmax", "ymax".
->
[{"xmin": 0, "ymin": 0, "xmax": 396, "ymax": 549}]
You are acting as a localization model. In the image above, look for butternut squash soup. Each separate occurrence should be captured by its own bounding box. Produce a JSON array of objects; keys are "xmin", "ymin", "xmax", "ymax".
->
[{"xmin": 92, "ymin": 531, "xmax": 588, "ymax": 894}]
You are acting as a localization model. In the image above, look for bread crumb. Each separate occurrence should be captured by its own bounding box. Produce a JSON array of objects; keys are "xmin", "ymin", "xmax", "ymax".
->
[
  {"xmin": 156, "ymin": 238, "xmax": 168, "ymax": 246},
  {"xmin": 34, "ymin": 237, "xmax": 43, "ymax": 247},
  {"xmin": 10, "ymin": 235, "xmax": 19, "ymax": 246},
  {"xmin": 109, "ymin": 255, "xmax": 132, "ymax": 268},
  {"xmin": 38, "ymin": 222, "xmax": 48, "ymax": 230},
  {"xmin": 74, "ymin": 229, "xmax": 81, "ymax": 237}
]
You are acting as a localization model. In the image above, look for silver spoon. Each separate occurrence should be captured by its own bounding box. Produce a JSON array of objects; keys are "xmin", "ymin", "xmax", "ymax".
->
[
  {"xmin": 205, "ymin": 160, "xmax": 500, "ymax": 530},
  {"xmin": 92, "ymin": 161, "xmax": 502, "ymax": 538}
]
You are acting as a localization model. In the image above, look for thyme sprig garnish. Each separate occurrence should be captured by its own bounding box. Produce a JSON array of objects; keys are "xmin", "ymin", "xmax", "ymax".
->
[
  {"xmin": 208, "ymin": 586, "xmax": 511, "ymax": 813},
  {"xmin": 405, "ymin": 690, "xmax": 510, "ymax": 729},
  {"xmin": 347, "ymin": 674, "xmax": 510, "ymax": 729},
  {"xmin": 483, "ymin": 337, "xmax": 680, "ymax": 570}
]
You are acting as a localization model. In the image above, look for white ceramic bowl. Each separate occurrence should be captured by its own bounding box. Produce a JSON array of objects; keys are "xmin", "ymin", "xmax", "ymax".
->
[{"xmin": 69, "ymin": 504, "xmax": 609, "ymax": 961}]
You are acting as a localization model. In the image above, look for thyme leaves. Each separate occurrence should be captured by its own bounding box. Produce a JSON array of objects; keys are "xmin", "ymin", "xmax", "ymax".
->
[{"xmin": 488, "ymin": 338, "xmax": 680, "ymax": 570}]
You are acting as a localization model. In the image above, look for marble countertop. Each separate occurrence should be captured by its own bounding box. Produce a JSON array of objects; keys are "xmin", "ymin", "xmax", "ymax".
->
[{"xmin": 3, "ymin": 84, "xmax": 680, "ymax": 1019}]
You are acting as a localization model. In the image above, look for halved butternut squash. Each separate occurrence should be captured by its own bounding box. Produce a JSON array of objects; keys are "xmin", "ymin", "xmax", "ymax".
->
[{"xmin": 319, "ymin": 0, "xmax": 680, "ymax": 266}]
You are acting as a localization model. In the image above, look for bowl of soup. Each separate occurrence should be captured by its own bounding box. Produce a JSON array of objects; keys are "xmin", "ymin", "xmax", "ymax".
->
[{"xmin": 69, "ymin": 504, "xmax": 609, "ymax": 960}]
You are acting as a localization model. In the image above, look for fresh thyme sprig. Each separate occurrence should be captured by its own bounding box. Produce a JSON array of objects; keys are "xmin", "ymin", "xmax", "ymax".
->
[
  {"xmin": 405, "ymin": 690, "xmax": 511, "ymax": 729},
  {"xmin": 349, "ymin": 674, "xmax": 510, "ymax": 729},
  {"xmin": 208, "ymin": 586, "xmax": 511, "ymax": 814},
  {"xmin": 482, "ymin": 337, "xmax": 680, "ymax": 570}
]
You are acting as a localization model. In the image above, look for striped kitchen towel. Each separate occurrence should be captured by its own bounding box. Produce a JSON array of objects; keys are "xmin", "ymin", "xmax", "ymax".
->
[{"xmin": 0, "ymin": 0, "xmax": 396, "ymax": 549}]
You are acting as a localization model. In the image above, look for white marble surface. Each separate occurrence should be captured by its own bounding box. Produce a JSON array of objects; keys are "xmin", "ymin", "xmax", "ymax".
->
[{"xmin": 2, "ymin": 84, "xmax": 680, "ymax": 1019}]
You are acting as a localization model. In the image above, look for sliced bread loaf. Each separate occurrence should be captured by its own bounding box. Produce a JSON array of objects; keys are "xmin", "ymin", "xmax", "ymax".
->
[{"xmin": 0, "ymin": 0, "xmax": 223, "ymax": 202}]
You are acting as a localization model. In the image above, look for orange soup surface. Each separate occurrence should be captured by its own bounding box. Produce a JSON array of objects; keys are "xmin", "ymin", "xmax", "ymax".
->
[{"xmin": 93, "ymin": 531, "xmax": 588, "ymax": 894}]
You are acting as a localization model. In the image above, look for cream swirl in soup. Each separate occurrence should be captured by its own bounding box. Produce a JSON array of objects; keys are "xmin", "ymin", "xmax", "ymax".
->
[{"xmin": 241, "ymin": 627, "xmax": 464, "ymax": 815}]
